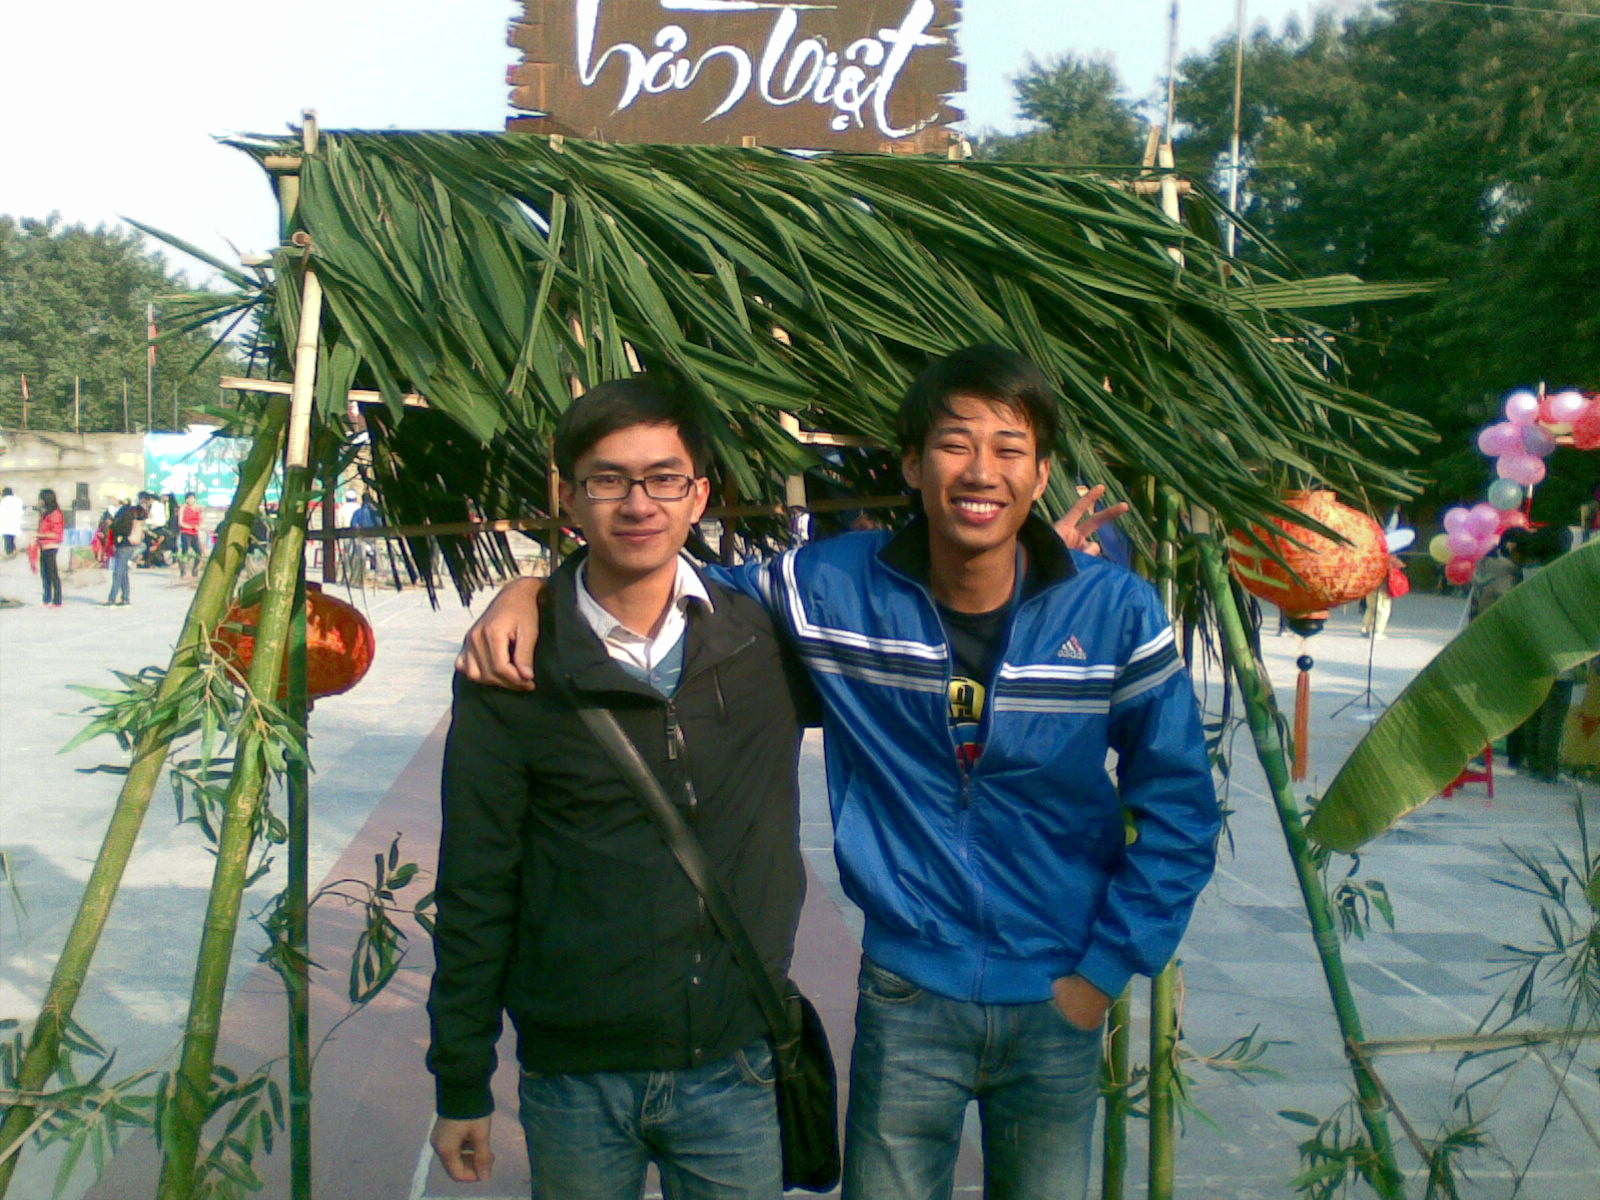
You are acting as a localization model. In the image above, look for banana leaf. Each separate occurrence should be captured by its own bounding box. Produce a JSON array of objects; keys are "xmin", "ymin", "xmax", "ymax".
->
[{"xmin": 1308, "ymin": 538, "xmax": 1600, "ymax": 852}]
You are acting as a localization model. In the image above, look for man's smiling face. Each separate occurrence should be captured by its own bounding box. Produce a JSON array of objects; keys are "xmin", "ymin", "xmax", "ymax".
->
[{"xmin": 901, "ymin": 395, "xmax": 1050, "ymax": 564}]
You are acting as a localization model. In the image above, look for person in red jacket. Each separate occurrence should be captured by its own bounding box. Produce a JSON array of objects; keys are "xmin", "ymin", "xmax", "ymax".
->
[
  {"xmin": 177, "ymin": 493, "xmax": 204, "ymax": 577},
  {"xmin": 35, "ymin": 488, "xmax": 65, "ymax": 608}
]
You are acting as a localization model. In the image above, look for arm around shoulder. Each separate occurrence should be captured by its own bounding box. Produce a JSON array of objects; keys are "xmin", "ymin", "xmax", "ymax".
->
[{"xmin": 456, "ymin": 576, "xmax": 545, "ymax": 688}]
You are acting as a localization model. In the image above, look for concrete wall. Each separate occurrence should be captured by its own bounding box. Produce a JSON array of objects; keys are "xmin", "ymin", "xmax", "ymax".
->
[{"xmin": 0, "ymin": 431, "xmax": 146, "ymax": 531}]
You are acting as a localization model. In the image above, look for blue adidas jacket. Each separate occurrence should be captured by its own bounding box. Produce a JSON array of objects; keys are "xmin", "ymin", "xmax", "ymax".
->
[{"xmin": 715, "ymin": 513, "xmax": 1219, "ymax": 1004}]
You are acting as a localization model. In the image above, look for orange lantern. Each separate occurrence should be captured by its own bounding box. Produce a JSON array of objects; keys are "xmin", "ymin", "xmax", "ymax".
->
[
  {"xmin": 1229, "ymin": 490, "xmax": 1389, "ymax": 617},
  {"xmin": 212, "ymin": 583, "xmax": 376, "ymax": 701}
]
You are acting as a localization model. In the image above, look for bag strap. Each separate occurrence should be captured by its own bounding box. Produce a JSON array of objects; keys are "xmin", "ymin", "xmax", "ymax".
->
[{"xmin": 574, "ymin": 705, "xmax": 797, "ymax": 1047}]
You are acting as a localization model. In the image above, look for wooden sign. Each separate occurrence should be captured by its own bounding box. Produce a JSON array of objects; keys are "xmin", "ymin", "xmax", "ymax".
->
[{"xmin": 508, "ymin": 0, "xmax": 965, "ymax": 152}]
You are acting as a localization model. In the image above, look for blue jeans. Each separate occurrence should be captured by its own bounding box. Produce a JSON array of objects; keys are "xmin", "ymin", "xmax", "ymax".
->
[
  {"xmin": 844, "ymin": 958, "xmax": 1103, "ymax": 1200},
  {"xmin": 517, "ymin": 1040, "xmax": 782, "ymax": 1200},
  {"xmin": 107, "ymin": 545, "xmax": 137, "ymax": 603}
]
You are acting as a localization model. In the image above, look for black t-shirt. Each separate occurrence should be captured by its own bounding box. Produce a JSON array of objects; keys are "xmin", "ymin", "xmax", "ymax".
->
[{"xmin": 937, "ymin": 553, "xmax": 1045, "ymax": 770}]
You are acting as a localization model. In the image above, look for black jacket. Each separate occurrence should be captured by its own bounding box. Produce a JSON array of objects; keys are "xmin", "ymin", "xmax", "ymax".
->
[{"xmin": 427, "ymin": 555, "xmax": 814, "ymax": 1118}]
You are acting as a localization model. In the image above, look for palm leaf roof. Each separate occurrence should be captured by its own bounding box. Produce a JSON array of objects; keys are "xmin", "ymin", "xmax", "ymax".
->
[{"xmin": 221, "ymin": 131, "xmax": 1433, "ymax": 599}]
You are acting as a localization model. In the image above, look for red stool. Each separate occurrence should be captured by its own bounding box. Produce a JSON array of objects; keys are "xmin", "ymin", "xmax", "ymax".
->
[{"xmin": 1441, "ymin": 744, "xmax": 1495, "ymax": 799}]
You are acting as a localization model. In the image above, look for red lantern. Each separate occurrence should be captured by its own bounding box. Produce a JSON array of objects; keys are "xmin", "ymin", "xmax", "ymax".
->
[
  {"xmin": 212, "ymin": 583, "xmax": 376, "ymax": 700},
  {"xmin": 1229, "ymin": 491, "xmax": 1389, "ymax": 617}
]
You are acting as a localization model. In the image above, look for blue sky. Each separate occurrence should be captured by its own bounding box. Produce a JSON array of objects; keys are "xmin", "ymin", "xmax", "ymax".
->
[{"xmin": 1, "ymin": 1, "xmax": 1343, "ymax": 275}]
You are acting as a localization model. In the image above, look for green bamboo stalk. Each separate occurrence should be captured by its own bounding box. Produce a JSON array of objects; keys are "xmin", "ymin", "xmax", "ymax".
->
[
  {"xmin": 1100, "ymin": 987, "xmax": 1132, "ymax": 1200},
  {"xmin": 1196, "ymin": 537, "xmax": 1405, "ymax": 1199},
  {"xmin": 285, "ymin": 564, "xmax": 311, "ymax": 1200},
  {"xmin": 1145, "ymin": 487, "xmax": 1182, "ymax": 1200},
  {"xmin": 0, "ymin": 404, "xmax": 287, "ymax": 1199},
  {"xmin": 156, "ymin": 463, "xmax": 313, "ymax": 1200},
  {"xmin": 1147, "ymin": 965, "xmax": 1179, "ymax": 1199}
]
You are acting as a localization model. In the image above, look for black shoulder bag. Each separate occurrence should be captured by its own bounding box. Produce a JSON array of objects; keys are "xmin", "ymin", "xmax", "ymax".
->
[{"xmin": 575, "ymin": 705, "xmax": 842, "ymax": 1193}]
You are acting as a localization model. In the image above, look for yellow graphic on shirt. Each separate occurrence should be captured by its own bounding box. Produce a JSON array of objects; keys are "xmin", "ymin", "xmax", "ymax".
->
[{"xmin": 950, "ymin": 676, "xmax": 987, "ymax": 767}]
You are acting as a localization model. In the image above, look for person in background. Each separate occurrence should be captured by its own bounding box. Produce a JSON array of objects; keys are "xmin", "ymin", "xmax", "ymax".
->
[
  {"xmin": 1504, "ymin": 529, "xmax": 1575, "ymax": 781},
  {"xmin": 34, "ymin": 488, "xmax": 64, "ymax": 608},
  {"xmin": 347, "ymin": 493, "xmax": 382, "ymax": 586},
  {"xmin": 105, "ymin": 496, "xmax": 145, "ymax": 606},
  {"xmin": 1468, "ymin": 528, "xmax": 1531, "ymax": 621},
  {"xmin": 0, "ymin": 487, "xmax": 22, "ymax": 557},
  {"xmin": 138, "ymin": 492, "xmax": 167, "ymax": 567},
  {"xmin": 91, "ymin": 498, "xmax": 117, "ymax": 567},
  {"xmin": 177, "ymin": 493, "xmax": 204, "ymax": 577},
  {"xmin": 164, "ymin": 492, "xmax": 182, "ymax": 563}
]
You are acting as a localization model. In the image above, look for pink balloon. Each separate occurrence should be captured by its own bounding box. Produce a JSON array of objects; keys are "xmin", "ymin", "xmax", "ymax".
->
[
  {"xmin": 1466, "ymin": 504, "xmax": 1499, "ymax": 537},
  {"xmin": 1521, "ymin": 425, "xmax": 1557, "ymax": 457},
  {"xmin": 1443, "ymin": 506, "xmax": 1471, "ymax": 535},
  {"xmin": 1448, "ymin": 528, "xmax": 1481, "ymax": 557},
  {"xmin": 1547, "ymin": 390, "xmax": 1589, "ymax": 424},
  {"xmin": 1504, "ymin": 389, "xmax": 1541, "ymax": 425},
  {"xmin": 1497, "ymin": 453, "xmax": 1547, "ymax": 487},
  {"xmin": 1477, "ymin": 422, "xmax": 1522, "ymax": 457}
]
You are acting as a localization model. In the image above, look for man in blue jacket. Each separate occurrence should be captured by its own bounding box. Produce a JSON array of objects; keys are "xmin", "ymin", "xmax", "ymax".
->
[{"xmin": 461, "ymin": 345, "xmax": 1219, "ymax": 1199}]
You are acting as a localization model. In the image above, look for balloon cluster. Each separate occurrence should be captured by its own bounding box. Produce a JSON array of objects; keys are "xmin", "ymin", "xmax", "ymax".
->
[{"xmin": 1427, "ymin": 387, "xmax": 1600, "ymax": 586}]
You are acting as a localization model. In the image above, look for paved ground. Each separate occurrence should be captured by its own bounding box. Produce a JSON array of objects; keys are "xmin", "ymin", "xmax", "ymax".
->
[{"xmin": 1, "ymin": 547, "xmax": 1595, "ymax": 1199}]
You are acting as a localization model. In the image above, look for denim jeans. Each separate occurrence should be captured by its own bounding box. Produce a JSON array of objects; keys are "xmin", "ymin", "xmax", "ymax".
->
[
  {"xmin": 844, "ymin": 957, "xmax": 1103, "ymax": 1200},
  {"xmin": 517, "ymin": 1039, "xmax": 782, "ymax": 1200},
  {"xmin": 107, "ymin": 545, "xmax": 137, "ymax": 603}
]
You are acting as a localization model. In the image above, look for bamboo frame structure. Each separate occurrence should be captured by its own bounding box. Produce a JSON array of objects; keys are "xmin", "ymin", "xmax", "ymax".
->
[
  {"xmin": 0, "ymin": 405, "xmax": 287, "ymax": 1199},
  {"xmin": 156, "ymin": 457, "xmax": 317, "ymax": 1200}
]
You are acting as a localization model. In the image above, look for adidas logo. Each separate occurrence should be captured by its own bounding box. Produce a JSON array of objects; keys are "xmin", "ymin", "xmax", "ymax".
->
[{"xmin": 1056, "ymin": 636, "xmax": 1087, "ymax": 661}]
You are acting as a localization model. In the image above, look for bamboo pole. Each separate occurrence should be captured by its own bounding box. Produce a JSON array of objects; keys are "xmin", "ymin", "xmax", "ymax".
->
[
  {"xmin": 284, "ymin": 110, "xmax": 316, "ymax": 1200},
  {"xmin": 1100, "ymin": 989, "xmax": 1131, "ymax": 1200},
  {"xmin": 285, "ymin": 561, "xmax": 312, "ymax": 1200},
  {"xmin": 1196, "ymin": 537, "xmax": 1405, "ymax": 1199},
  {"xmin": 1146, "ymin": 486, "xmax": 1183, "ymax": 1199},
  {"xmin": 1147, "ymin": 967, "xmax": 1178, "ymax": 1199},
  {"xmin": 156, "ymin": 459, "xmax": 313, "ymax": 1200},
  {"xmin": 0, "ymin": 402, "xmax": 287, "ymax": 1199},
  {"xmin": 320, "ymin": 470, "xmax": 336, "ymax": 584},
  {"xmin": 285, "ymin": 270, "xmax": 323, "ymax": 471}
]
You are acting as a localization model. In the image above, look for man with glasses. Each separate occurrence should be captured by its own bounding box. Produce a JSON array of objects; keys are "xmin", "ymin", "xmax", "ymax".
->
[{"xmin": 427, "ymin": 377, "xmax": 816, "ymax": 1198}]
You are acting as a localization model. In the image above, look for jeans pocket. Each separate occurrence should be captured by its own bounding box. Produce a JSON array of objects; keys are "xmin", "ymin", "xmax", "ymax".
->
[
  {"xmin": 859, "ymin": 957, "xmax": 925, "ymax": 1005},
  {"xmin": 735, "ymin": 1040, "xmax": 778, "ymax": 1087}
]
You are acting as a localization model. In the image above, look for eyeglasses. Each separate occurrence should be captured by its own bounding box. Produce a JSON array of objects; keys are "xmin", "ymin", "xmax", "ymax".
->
[{"xmin": 578, "ymin": 473, "xmax": 698, "ymax": 502}]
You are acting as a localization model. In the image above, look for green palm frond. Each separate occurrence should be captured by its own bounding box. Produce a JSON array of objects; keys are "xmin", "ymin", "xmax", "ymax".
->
[
  {"xmin": 218, "ymin": 131, "xmax": 1433, "ymax": 596},
  {"xmin": 1308, "ymin": 539, "xmax": 1600, "ymax": 853}
]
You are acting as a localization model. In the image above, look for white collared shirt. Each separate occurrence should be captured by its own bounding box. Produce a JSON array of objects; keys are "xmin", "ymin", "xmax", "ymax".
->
[{"xmin": 575, "ymin": 554, "xmax": 712, "ymax": 675}]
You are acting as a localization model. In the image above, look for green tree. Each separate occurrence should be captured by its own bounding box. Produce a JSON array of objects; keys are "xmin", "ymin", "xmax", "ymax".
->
[
  {"xmin": 978, "ymin": 54, "xmax": 1147, "ymax": 165},
  {"xmin": 1175, "ymin": 1, "xmax": 1600, "ymax": 513},
  {"xmin": 0, "ymin": 215, "xmax": 238, "ymax": 433}
]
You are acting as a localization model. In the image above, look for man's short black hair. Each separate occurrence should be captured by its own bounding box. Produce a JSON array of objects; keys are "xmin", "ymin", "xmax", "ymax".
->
[
  {"xmin": 553, "ymin": 377, "xmax": 710, "ymax": 479},
  {"xmin": 895, "ymin": 344, "xmax": 1061, "ymax": 460}
]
